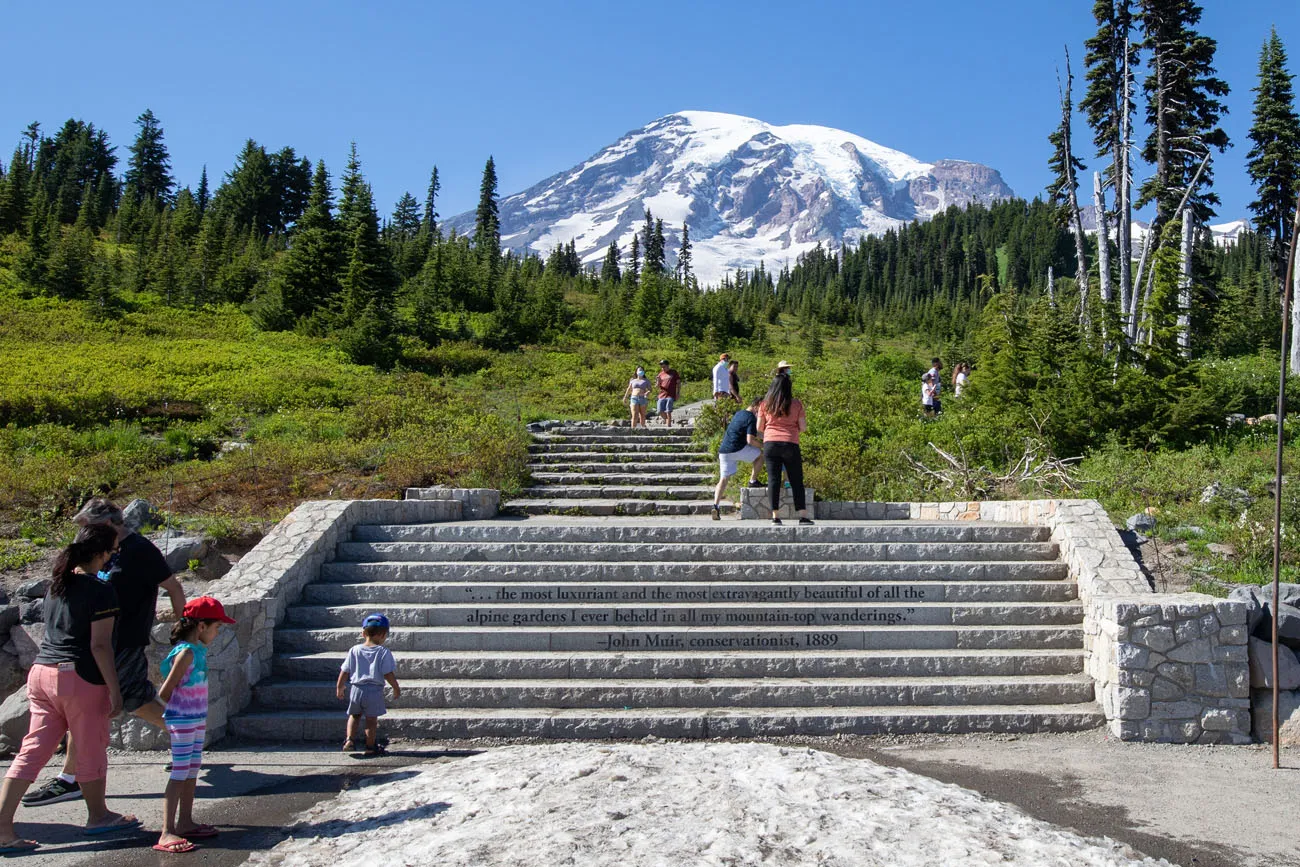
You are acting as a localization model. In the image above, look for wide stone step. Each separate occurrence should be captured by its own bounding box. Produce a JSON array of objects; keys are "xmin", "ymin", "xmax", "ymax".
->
[
  {"xmin": 253, "ymin": 674, "xmax": 1097, "ymax": 710},
  {"xmin": 544, "ymin": 426, "xmax": 695, "ymax": 436},
  {"xmin": 273, "ymin": 648, "xmax": 1089, "ymax": 681},
  {"xmin": 529, "ymin": 473, "xmax": 716, "ymax": 486},
  {"xmin": 285, "ymin": 602, "xmax": 1084, "ymax": 629},
  {"xmin": 334, "ymin": 541, "xmax": 1061, "ymax": 564},
  {"xmin": 519, "ymin": 485, "xmax": 717, "ymax": 500},
  {"xmin": 273, "ymin": 623, "xmax": 1086, "ymax": 653},
  {"xmin": 530, "ymin": 461, "xmax": 714, "ymax": 474},
  {"xmin": 534, "ymin": 434, "xmax": 700, "ymax": 444},
  {"xmin": 503, "ymin": 499, "xmax": 717, "ymax": 516},
  {"xmin": 228, "ymin": 703, "xmax": 1106, "ymax": 740},
  {"xmin": 529, "ymin": 452, "xmax": 712, "ymax": 464},
  {"xmin": 304, "ymin": 580, "xmax": 1077, "ymax": 607},
  {"xmin": 529, "ymin": 443, "xmax": 705, "ymax": 454},
  {"xmin": 350, "ymin": 521, "xmax": 1052, "ymax": 545},
  {"xmin": 319, "ymin": 560, "xmax": 1070, "ymax": 584}
]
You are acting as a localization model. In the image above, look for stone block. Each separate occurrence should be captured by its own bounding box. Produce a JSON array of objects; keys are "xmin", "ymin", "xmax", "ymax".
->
[
  {"xmin": 1248, "ymin": 637, "xmax": 1300, "ymax": 690},
  {"xmin": 1115, "ymin": 687, "xmax": 1150, "ymax": 720},
  {"xmin": 1251, "ymin": 689, "xmax": 1300, "ymax": 745},
  {"xmin": 1151, "ymin": 677, "xmax": 1185, "ymax": 701},
  {"xmin": 1193, "ymin": 663, "xmax": 1228, "ymax": 695},
  {"xmin": 1168, "ymin": 639, "xmax": 1212, "ymax": 664},
  {"xmin": 1131, "ymin": 625, "xmax": 1177, "ymax": 653},
  {"xmin": 1156, "ymin": 663, "xmax": 1193, "ymax": 688}
]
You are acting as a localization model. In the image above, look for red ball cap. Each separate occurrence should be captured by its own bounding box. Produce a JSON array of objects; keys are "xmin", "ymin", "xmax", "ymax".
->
[{"xmin": 183, "ymin": 595, "xmax": 236, "ymax": 624}]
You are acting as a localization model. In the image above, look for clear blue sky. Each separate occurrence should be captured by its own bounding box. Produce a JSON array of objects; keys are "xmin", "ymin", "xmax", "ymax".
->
[{"xmin": 3, "ymin": 0, "xmax": 1296, "ymax": 223}]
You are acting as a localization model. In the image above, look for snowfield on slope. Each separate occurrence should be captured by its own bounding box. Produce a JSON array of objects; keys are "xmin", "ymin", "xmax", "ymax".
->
[{"xmin": 244, "ymin": 742, "xmax": 1172, "ymax": 867}]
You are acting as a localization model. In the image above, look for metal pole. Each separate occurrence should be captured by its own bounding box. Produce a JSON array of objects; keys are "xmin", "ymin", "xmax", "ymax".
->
[{"xmin": 1274, "ymin": 191, "xmax": 1300, "ymax": 769}]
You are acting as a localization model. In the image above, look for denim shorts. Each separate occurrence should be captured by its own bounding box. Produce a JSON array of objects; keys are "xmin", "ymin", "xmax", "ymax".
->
[
  {"xmin": 347, "ymin": 683, "xmax": 386, "ymax": 717},
  {"xmin": 630, "ymin": 396, "xmax": 648, "ymax": 406},
  {"xmin": 657, "ymin": 397, "xmax": 675, "ymax": 414}
]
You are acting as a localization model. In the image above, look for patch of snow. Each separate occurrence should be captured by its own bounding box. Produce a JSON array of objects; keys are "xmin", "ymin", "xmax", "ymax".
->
[{"xmin": 246, "ymin": 743, "xmax": 1172, "ymax": 867}]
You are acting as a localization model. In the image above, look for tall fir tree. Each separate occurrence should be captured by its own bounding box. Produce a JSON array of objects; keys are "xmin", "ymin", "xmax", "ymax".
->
[
  {"xmin": 1047, "ymin": 52, "xmax": 1090, "ymax": 291},
  {"xmin": 423, "ymin": 166, "xmax": 440, "ymax": 232},
  {"xmin": 196, "ymin": 165, "xmax": 210, "ymax": 216},
  {"xmin": 337, "ymin": 144, "xmax": 395, "ymax": 321},
  {"xmin": 124, "ymin": 109, "xmax": 174, "ymax": 206},
  {"xmin": 601, "ymin": 240, "xmax": 621, "ymax": 285},
  {"xmin": 1246, "ymin": 27, "xmax": 1300, "ymax": 272},
  {"xmin": 1137, "ymin": 0, "xmax": 1229, "ymax": 223},
  {"xmin": 676, "ymin": 223, "xmax": 693, "ymax": 286},
  {"xmin": 273, "ymin": 160, "xmax": 343, "ymax": 320},
  {"xmin": 473, "ymin": 156, "xmax": 501, "ymax": 270}
]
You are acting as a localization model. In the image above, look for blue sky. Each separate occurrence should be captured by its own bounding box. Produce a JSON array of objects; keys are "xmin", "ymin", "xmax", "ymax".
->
[{"xmin": 3, "ymin": 0, "xmax": 1296, "ymax": 223}]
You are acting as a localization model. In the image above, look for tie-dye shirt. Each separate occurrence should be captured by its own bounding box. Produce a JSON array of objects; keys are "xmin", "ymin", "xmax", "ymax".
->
[{"xmin": 161, "ymin": 641, "xmax": 208, "ymax": 723}]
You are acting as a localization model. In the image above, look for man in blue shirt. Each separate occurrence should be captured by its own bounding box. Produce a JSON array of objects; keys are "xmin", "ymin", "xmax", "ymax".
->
[{"xmin": 712, "ymin": 398, "xmax": 764, "ymax": 520}]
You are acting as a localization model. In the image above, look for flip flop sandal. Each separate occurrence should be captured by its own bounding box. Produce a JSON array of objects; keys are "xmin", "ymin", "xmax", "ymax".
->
[
  {"xmin": 83, "ymin": 815, "xmax": 142, "ymax": 836},
  {"xmin": 152, "ymin": 839, "xmax": 199, "ymax": 853},
  {"xmin": 0, "ymin": 840, "xmax": 40, "ymax": 854},
  {"xmin": 180, "ymin": 824, "xmax": 219, "ymax": 839}
]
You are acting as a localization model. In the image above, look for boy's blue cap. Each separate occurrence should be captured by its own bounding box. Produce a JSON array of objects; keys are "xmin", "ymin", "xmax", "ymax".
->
[{"xmin": 362, "ymin": 613, "xmax": 390, "ymax": 630}]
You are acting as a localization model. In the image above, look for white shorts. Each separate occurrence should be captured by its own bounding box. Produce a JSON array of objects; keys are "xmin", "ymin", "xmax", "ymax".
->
[{"xmin": 718, "ymin": 444, "xmax": 761, "ymax": 478}]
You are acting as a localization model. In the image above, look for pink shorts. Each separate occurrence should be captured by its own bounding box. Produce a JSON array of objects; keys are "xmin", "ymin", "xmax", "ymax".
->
[{"xmin": 6, "ymin": 663, "xmax": 111, "ymax": 783}]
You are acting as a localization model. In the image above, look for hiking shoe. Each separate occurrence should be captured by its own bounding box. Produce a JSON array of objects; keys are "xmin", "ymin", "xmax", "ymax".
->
[
  {"xmin": 771, "ymin": 517, "xmax": 783, "ymax": 525},
  {"xmin": 798, "ymin": 517, "xmax": 815, "ymax": 526},
  {"xmin": 710, "ymin": 505, "xmax": 720, "ymax": 521},
  {"xmin": 746, "ymin": 481, "xmax": 764, "ymax": 488},
  {"xmin": 21, "ymin": 778, "xmax": 81, "ymax": 807}
]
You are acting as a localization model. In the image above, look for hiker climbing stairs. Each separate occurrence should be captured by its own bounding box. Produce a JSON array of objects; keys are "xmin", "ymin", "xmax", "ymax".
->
[
  {"xmin": 508, "ymin": 423, "xmax": 718, "ymax": 516},
  {"xmin": 230, "ymin": 518, "xmax": 1104, "ymax": 740}
]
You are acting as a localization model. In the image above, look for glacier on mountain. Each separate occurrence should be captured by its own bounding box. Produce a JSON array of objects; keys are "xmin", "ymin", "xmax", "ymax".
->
[{"xmin": 448, "ymin": 111, "xmax": 1015, "ymax": 285}]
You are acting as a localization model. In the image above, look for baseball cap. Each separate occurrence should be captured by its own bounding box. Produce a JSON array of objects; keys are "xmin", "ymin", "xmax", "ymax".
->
[
  {"xmin": 183, "ymin": 596, "xmax": 237, "ymax": 624},
  {"xmin": 658, "ymin": 359, "xmax": 669, "ymax": 365},
  {"xmin": 362, "ymin": 613, "xmax": 390, "ymax": 630}
]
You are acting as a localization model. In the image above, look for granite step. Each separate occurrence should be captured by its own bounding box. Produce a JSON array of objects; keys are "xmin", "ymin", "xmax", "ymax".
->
[
  {"xmin": 318, "ymin": 560, "xmax": 1071, "ymax": 584},
  {"xmin": 529, "ymin": 461, "xmax": 714, "ymax": 474},
  {"xmin": 333, "ymin": 541, "xmax": 1061, "ymax": 564},
  {"xmin": 519, "ymin": 485, "xmax": 718, "ymax": 501},
  {"xmin": 284, "ymin": 601, "xmax": 1085, "ymax": 630},
  {"xmin": 349, "ymin": 521, "xmax": 1053, "ymax": 545},
  {"xmin": 529, "ymin": 443, "xmax": 705, "ymax": 454},
  {"xmin": 302, "ymin": 580, "xmax": 1078, "ymax": 606},
  {"xmin": 253, "ymin": 674, "xmax": 1097, "ymax": 710},
  {"xmin": 272, "ymin": 648, "xmax": 1089, "ymax": 681},
  {"xmin": 529, "ymin": 451, "xmax": 713, "ymax": 464},
  {"xmin": 534, "ymin": 434, "xmax": 699, "ymax": 444},
  {"xmin": 273, "ymin": 623, "xmax": 1086, "ymax": 653},
  {"xmin": 503, "ymin": 498, "xmax": 717, "ymax": 516},
  {"xmin": 529, "ymin": 473, "xmax": 716, "ymax": 486},
  {"xmin": 228, "ymin": 703, "xmax": 1106, "ymax": 741}
]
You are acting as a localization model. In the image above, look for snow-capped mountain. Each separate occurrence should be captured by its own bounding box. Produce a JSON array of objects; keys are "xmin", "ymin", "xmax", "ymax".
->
[
  {"xmin": 1081, "ymin": 208, "xmax": 1252, "ymax": 251},
  {"xmin": 448, "ymin": 111, "xmax": 1015, "ymax": 284}
]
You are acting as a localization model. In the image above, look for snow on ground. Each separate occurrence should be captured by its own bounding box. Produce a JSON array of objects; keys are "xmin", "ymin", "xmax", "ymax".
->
[{"xmin": 244, "ymin": 742, "xmax": 1172, "ymax": 867}]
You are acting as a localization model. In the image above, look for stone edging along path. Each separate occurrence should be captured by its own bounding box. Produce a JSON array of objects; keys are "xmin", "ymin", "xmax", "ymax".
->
[{"xmin": 145, "ymin": 492, "xmax": 1247, "ymax": 748}]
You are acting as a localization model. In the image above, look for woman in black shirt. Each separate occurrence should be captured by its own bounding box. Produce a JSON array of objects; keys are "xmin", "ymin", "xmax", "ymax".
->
[{"xmin": 0, "ymin": 525, "xmax": 141, "ymax": 852}]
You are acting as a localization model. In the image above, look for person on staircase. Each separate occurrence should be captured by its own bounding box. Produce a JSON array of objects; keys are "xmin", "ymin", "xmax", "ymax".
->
[
  {"xmin": 711, "ymin": 397, "xmax": 764, "ymax": 520},
  {"xmin": 0, "ymin": 525, "xmax": 141, "ymax": 854},
  {"xmin": 727, "ymin": 359, "xmax": 741, "ymax": 403},
  {"xmin": 655, "ymin": 359, "xmax": 681, "ymax": 426},
  {"xmin": 21, "ymin": 497, "xmax": 185, "ymax": 809},
  {"xmin": 756, "ymin": 363, "xmax": 812, "ymax": 526},
  {"xmin": 623, "ymin": 366, "xmax": 652, "ymax": 428},
  {"xmin": 711, "ymin": 353, "xmax": 732, "ymax": 403}
]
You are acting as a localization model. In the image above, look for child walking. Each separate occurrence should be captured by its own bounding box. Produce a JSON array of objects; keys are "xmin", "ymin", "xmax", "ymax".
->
[
  {"xmin": 154, "ymin": 596, "xmax": 236, "ymax": 854},
  {"xmin": 336, "ymin": 613, "xmax": 400, "ymax": 756}
]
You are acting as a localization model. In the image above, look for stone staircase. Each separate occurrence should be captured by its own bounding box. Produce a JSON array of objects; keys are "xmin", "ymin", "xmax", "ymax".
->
[
  {"xmin": 507, "ymin": 424, "xmax": 718, "ymax": 516},
  {"xmin": 229, "ymin": 518, "xmax": 1105, "ymax": 740}
]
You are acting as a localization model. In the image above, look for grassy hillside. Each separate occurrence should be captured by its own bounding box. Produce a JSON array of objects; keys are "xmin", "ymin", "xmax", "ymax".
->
[{"xmin": 1, "ymin": 268, "xmax": 1297, "ymax": 596}]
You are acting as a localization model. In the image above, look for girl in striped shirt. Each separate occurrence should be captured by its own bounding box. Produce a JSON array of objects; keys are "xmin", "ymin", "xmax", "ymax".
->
[{"xmin": 153, "ymin": 596, "xmax": 236, "ymax": 854}]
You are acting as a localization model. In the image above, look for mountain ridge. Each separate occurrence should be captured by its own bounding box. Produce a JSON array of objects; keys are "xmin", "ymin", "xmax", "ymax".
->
[{"xmin": 448, "ymin": 111, "xmax": 1016, "ymax": 284}]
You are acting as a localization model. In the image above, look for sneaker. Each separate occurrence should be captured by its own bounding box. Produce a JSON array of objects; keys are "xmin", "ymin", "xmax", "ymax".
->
[
  {"xmin": 21, "ymin": 778, "xmax": 81, "ymax": 807},
  {"xmin": 798, "ymin": 517, "xmax": 815, "ymax": 526},
  {"xmin": 746, "ymin": 481, "xmax": 764, "ymax": 488},
  {"xmin": 771, "ymin": 517, "xmax": 783, "ymax": 525},
  {"xmin": 710, "ymin": 505, "xmax": 720, "ymax": 521}
]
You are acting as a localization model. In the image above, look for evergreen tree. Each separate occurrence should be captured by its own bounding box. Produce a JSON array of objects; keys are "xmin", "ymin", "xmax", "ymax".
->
[
  {"xmin": 337, "ymin": 145, "xmax": 395, "ymax": 322},
  {"xmin": 1137, "ymin": 0, "xmax": 1229, "ymax": 223},
  {"xmin": 625, "ymin": 233, "xmax": 641, "ymax": 293},
  {"xmin": 676, "ymin": 223, "xmax": 693, "ymax": 285},
  {"xmin": 124, "ymin": 109, "xmax": 174, "ymax": 205},
  {"xmin": 0, "ymin": 145, "xmax": 30, "ymax": 234},
  {"xmin": 1246, "ymin": 27, "xmax": 1300, "ymax": 271},
  {"xmin": 1047, "ymin": 51, "xmax": 1090, "ymax": 290},
  {"xmin": 196, "ymin": 165, "xmax": 209, "ymax": 216},
  {"xmin": 601, "ymin": 241, "xmax": 621, "ymax": 284},
  {"xmin": 423, "ymin": 166, "xmax": 440, "ymax": 232},
  {"xmin": 473, "ymin": 156, "xmax": 501, "ymax": 271},
  {"xmin": 389, "ymin": 192, "xmax": 421, "ymax": 239}
]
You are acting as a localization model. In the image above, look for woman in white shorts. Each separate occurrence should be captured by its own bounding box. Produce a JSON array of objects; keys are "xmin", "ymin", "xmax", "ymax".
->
[{"xmin": 711, "ymin": 398, "xmax": 764, "ymax": 520}]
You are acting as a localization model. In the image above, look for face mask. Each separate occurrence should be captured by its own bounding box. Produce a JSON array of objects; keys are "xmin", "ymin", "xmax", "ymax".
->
[{"xmin": 636, "ymin": 369, "xmax": 644, "ymax": 376}]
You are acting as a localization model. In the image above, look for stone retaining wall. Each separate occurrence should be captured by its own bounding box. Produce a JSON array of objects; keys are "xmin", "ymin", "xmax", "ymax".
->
[
  {"xmin": 113, "ymin": 496, "xmax": 478, "ymax": 749},
  {"xmin": 815, "ymin": 497, "xmax": 1252, "ymax": 744},
  {"xmin": 738, "ymin": 487, "xmax": 815, "ymax": 520},
  {"xmin": 404, "ymin": 486, "xmax": 501, "ymax": 520}
]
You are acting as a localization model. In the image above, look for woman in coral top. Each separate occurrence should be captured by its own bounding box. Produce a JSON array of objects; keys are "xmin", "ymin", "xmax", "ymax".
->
[{"xmin": 755, "ymin": 362, "xmax": 813, "ymax": 525}]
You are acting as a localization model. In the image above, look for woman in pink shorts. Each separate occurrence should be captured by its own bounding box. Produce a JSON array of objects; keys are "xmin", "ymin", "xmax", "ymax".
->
[{"xmin": 0, "ymin": 524, "xmax": 140, "ymax": 853}]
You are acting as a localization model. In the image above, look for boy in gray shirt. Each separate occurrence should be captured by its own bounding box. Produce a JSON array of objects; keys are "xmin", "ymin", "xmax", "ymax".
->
[{"xmin": 335, "ymin": 613, "xmax": 400, "ymax": 756}]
